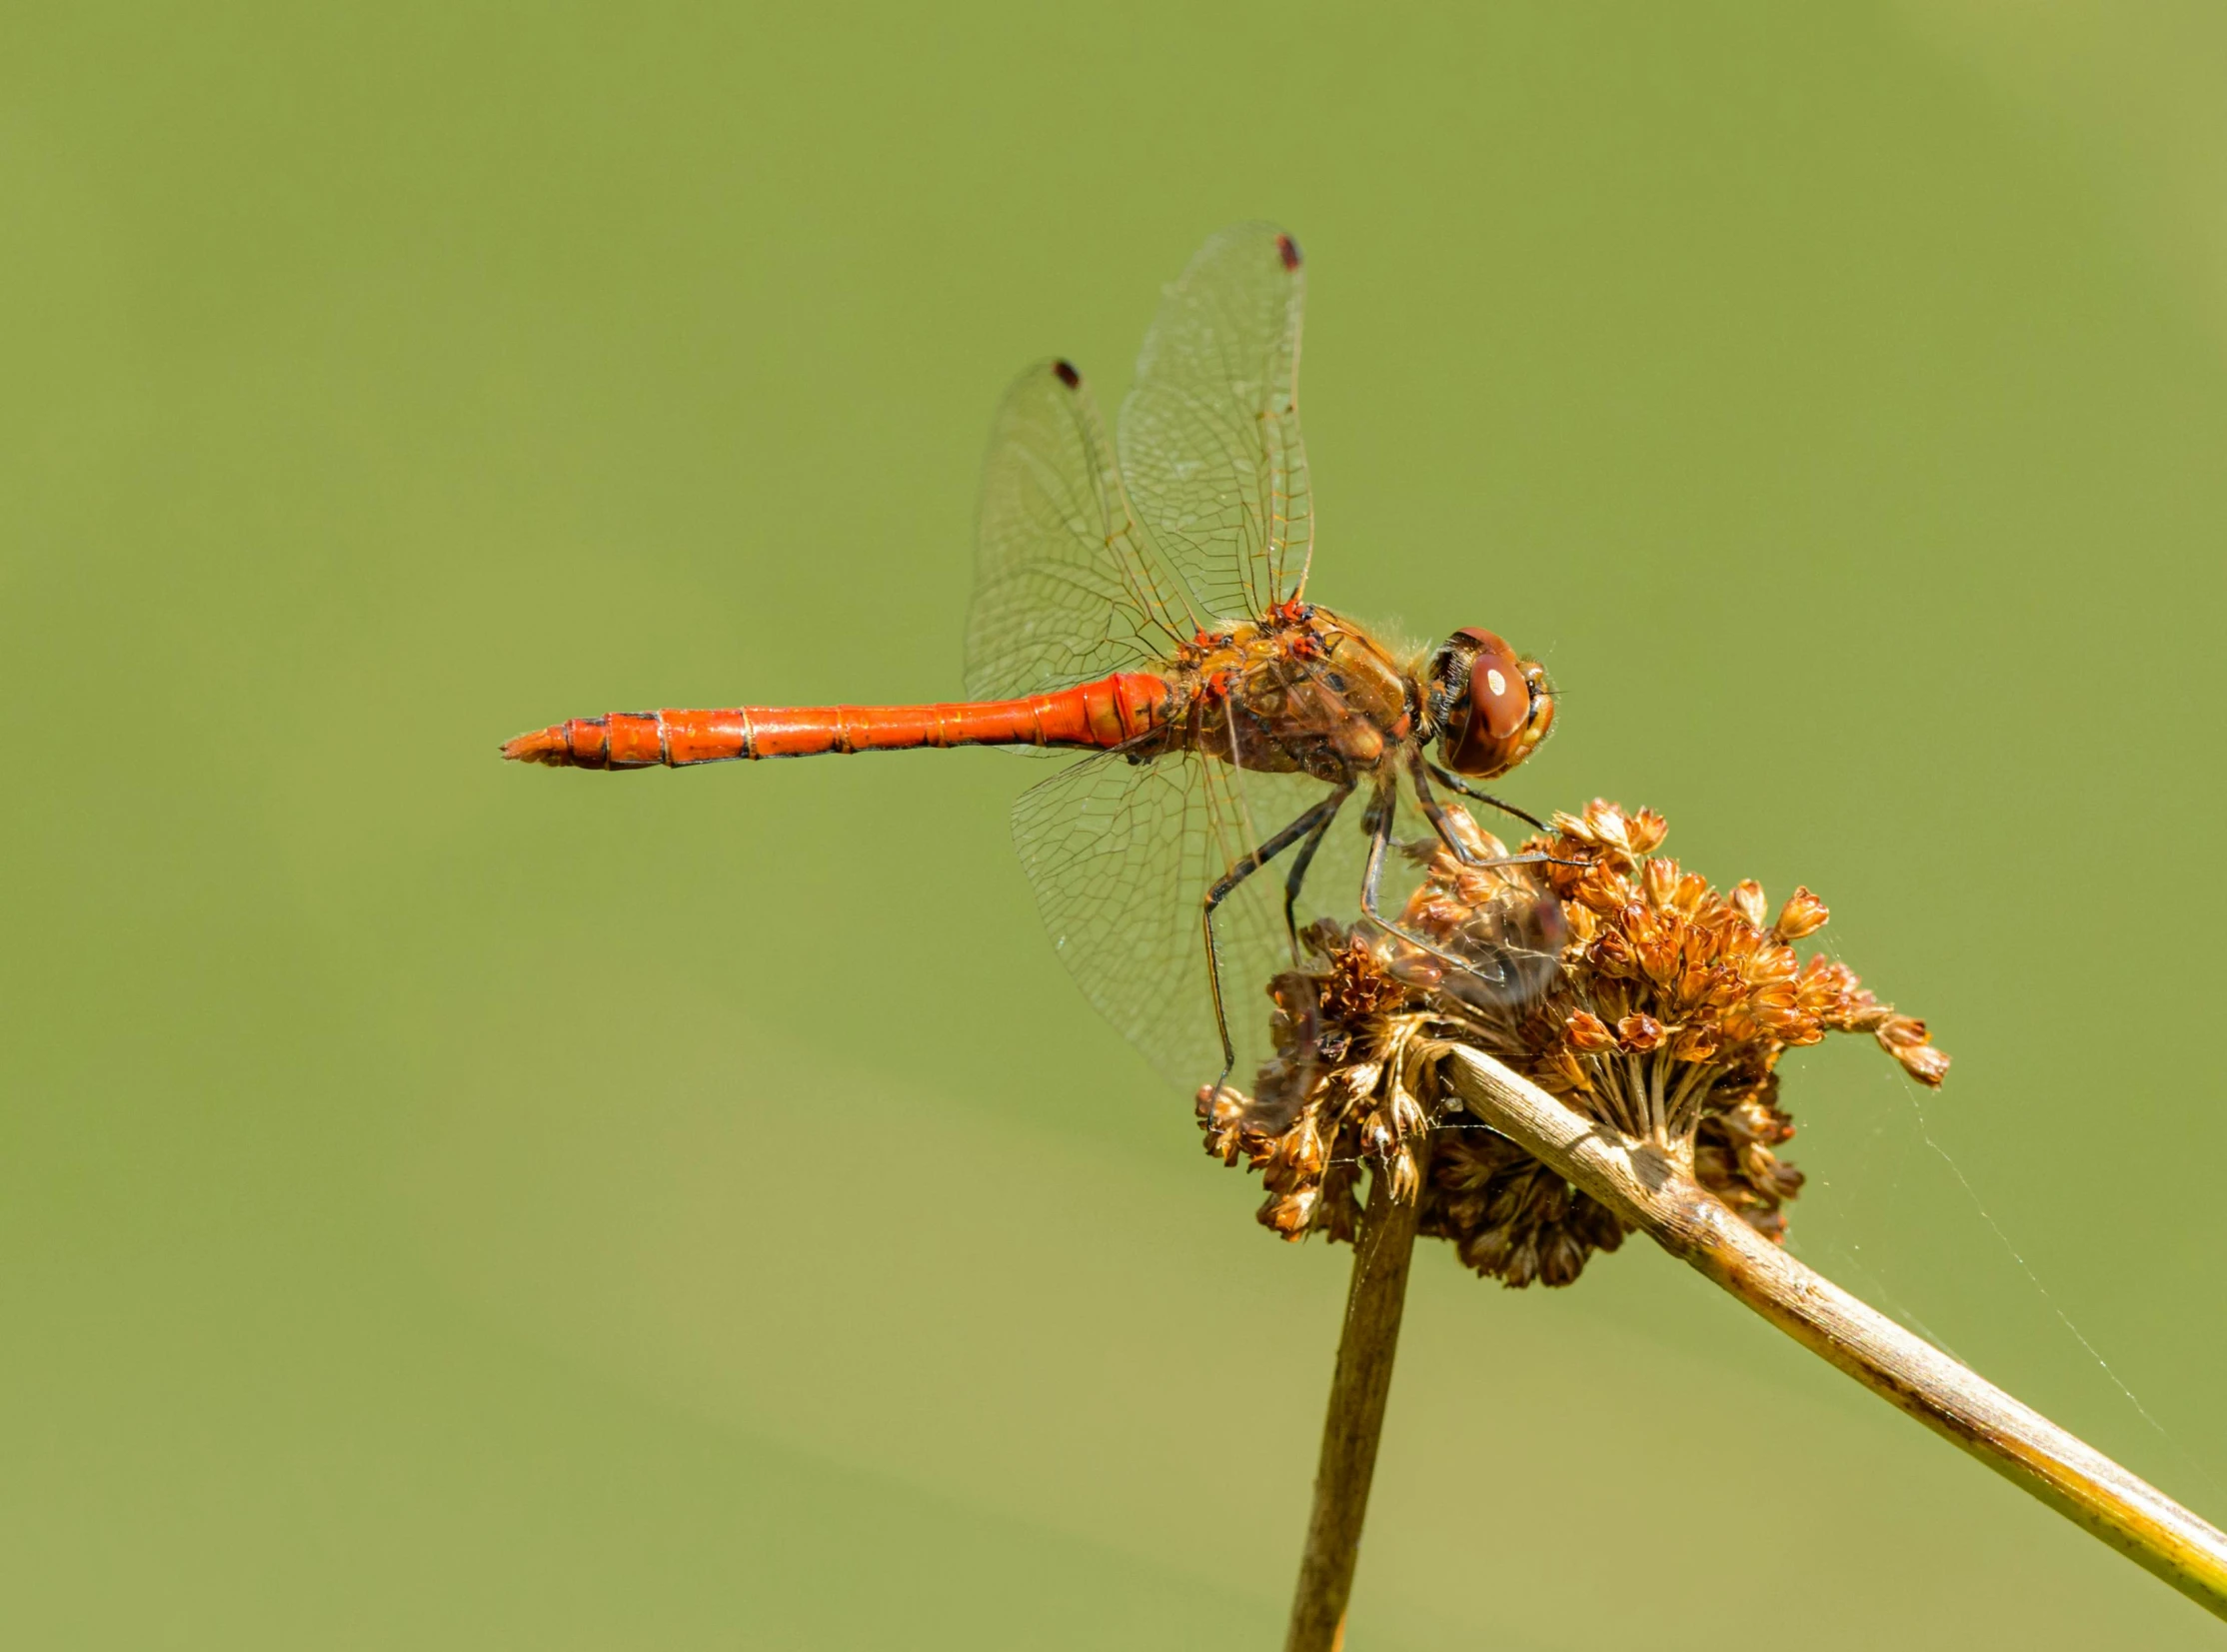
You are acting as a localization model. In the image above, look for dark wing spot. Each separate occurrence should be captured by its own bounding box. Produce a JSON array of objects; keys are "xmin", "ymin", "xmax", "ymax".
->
[
  {"xmin": 1275, "ymin": 233, "xmax": 1302, "ymax": 271},
  {"xmin": 1053, "ymin": 359, "xmax": 1081, "ymax": 389}
]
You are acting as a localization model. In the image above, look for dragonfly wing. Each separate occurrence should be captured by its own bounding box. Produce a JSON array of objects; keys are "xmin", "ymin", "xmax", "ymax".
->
[
  {"xmin": 1014, "ymin": 746, "xmax": 1349, "ymax": 1094},
  {"xmin": 965, "ymin": 360, "xmax": 1197, "ymax": 705},
  {"xmin": 1118, "ymin": 224, "xmax": 1312, "ymax": 627}
]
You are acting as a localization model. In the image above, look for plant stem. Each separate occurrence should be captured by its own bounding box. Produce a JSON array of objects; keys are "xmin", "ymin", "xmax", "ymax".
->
[
  {"xmin": 1284, "ymin": 1158, "xmax": 1425, "ymax": 1652},
  {"xmin": 1436, "ymin": 1044, "xmax": 2227, "ymax": 1621}
]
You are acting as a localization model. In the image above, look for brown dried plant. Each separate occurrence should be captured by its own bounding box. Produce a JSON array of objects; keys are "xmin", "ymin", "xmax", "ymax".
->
[{"xmin": 1198, "ymin": 800, "xmax": 1948, "ymax": 1287}]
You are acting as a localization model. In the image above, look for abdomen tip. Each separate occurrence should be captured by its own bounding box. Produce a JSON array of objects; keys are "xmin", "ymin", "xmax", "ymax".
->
[{"xmin": 502, "ymin": 726, "xmax": 573, "ymax": 765}]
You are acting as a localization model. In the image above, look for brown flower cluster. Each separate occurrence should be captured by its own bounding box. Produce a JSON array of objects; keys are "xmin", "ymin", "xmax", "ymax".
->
[{"xmin": 1197, "ymin": 800, "xmax": 1948, "ymax": 1287}]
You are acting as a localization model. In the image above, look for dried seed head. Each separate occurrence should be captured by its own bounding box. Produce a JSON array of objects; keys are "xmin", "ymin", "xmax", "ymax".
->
[{"xmin": 1199, "ymin": 800, "xmax": 1948, "ymax": 1289}]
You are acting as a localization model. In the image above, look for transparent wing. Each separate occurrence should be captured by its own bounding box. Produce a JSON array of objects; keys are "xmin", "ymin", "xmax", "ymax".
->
[
  {"xmin": 965, "ymin": 360, "xmax": 1200, "ymax": 705},
  {"xmin": 1117, "ymin": 223, "xmax": 1313, "ymax": 627},
  {"xmin": 1014, "ymin": 752, "xmax": 1223, "ymax": 1089},
  {"xmin": 1014, "ymin": 736, "xmax": 1390, "ymax": 1095}
]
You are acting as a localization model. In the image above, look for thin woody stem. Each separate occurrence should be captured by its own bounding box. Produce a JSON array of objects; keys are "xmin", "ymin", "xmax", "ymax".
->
[
  {"xmin": 1284, "ymin": 1157, "xmax": 1425, "ymax": 1652},
  {"xmin": 1435, "ymin": 1045, "xmax": 2227, "ymax": 1622}
]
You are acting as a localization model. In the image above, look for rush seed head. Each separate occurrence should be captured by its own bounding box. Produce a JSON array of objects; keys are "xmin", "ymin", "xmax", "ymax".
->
[{"xmin": 1197, "ymin": 799, "xmax": 1949, "ymax": 1287}]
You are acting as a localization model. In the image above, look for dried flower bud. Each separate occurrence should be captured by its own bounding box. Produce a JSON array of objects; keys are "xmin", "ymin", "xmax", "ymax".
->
[
  {"xmin": 1674, "ymin": 960, "xmax": 1714, "ymax": 1007},
  {"xmin": 1564, "ymin": 1010, "xmax": 1618, "ymax": 1052},
  {"xmin": 1717, "ymin": 1095, "xmax": 1792, "ymax": 1145},
  {"xmin": 1745, "ymin": 944, "xmax": 1799, "ymax": 988},
  {"xmin": 1590, "ymin": 801, "xmax": 1631, "ymax": 849},
  {"xmin": 1278, "ymin": 1116, "xmax": 1327, "ymax": 1179},
  {"xmin": 1386, "ymin": 951, "xmax": 1445, "ymax": 989},
  {"xmin": 1538, "ymin": 1228, "xmax": 1589, "ymax": 1288},
  {"xmin": 1641, "ymin": 857, "xmax": 1680, "ymax": 910},
  {"xmin": 1361, "ymin": 1113, "xmax": 1395, "ymax": 1160},
  {"xmin": 1386, "ymin": 1085, "xmax": 1428, "ymax": 1141},
  {"xmin": 1773, "ymin": 885, "xmax": 1830, "ymax": 940},
  {"xmin": 1388, "ymin": 1145, "xmax": 1420, "ymax": 1203},
  {"xmin": 1896, "ymin": 1044, "xmax": 1950, "ymax": 1085},
  {"xmin": 1876, "ymin": 1013, "xmax": 1928, "ymax": 1050},
  {"xmin": 1338, "ymin": 1061, "xmax": 1383, "ymax": 1101},
  {"xmin": 1588, "ymin": 926, "xmax": 1638, "ymax": 976},
  {"xmin": 1798, "ymin": 955, "xmax": 1861, "ymax": 1014},
  {"xmin": 1740, "ymin": 1143, "xmax": 1806, "ymax": 1200},
  {"xmin": 1624, "ymin": 808, "xmax": 1668, "ymax": 854},
  {"xmin": 1416, "ymin": 884, "xmax": 1477, "ymax": 928},
  {"xmin": 1196, "ymin": 1083, "xmax": 1249, "ymax": 1163},
  {"xmin": 1728, "ymin": 878, "xmax": 1768, "ymax": 928},
  {"xmin": 1573, "ymin": 868, "xmax": 1631, "ymax": 915},
  {"xmin": 1638, "ymin": 934, "xmax": 1683, "ymax": 988},
  {"xmin": 1262, "ymin": 1186, "xmax": 1318, "ymax": 1238},
  {"xmin": 1615, "ymin": 1013, "xmax": 1664, "ymax": 1053},
  {"xmin": 1438, "ymin": 805, "xmax": 1491, "ymax": 860},
  {"xmin": 1547, "ymin": 1047, "xmax": 1594, "ymax": 1092},
  {"xmin": 1320, "ymin": 1163, "xmax": 1363, "ymax": 1244}
]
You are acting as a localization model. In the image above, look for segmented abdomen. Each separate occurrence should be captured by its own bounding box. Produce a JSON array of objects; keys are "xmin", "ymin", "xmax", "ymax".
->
[{"xmin": 501, "ymin": 672, "xmax": 1172, "ymax": 769}]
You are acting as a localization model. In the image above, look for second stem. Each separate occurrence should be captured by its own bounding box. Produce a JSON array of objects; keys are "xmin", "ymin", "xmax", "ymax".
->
[{"xmin": 1284, "ymin": 1157, "xmax": 1426, "ymax": 1652}]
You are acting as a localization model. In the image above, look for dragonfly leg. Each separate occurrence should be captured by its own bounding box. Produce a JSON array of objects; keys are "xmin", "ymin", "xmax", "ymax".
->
[
  {"xmin": 1199, "ymin": 785, "xmax": 1356, "ymax": 1106},
  {"xmin": 1358, "ymin": 781, "xmax": 1516, "ymax": 983},
  {"xmin": 1412, "ymin": 754, "xmax": 1585, "ymax": 873},
  {"xmin": 1406, "ymin": 750, "xmax": 1493, "ymax": 864},
  {"xmin": 1280, "ymin": 784, "xmax": 1355, "ymax": 955},
  {"xmin": 1422, "ymin": 761, "xmax": 1548, "ymax": 834}
]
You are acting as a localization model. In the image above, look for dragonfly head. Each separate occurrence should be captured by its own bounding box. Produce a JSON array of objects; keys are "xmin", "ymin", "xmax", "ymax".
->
[{"xmin": 1426, "ymin": 628, "xmax": 1555, "ymax": 779}]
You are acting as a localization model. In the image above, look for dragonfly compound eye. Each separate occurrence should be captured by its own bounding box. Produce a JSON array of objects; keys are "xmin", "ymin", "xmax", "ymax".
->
[{"xmin": 1440, "ymin": 628, "xmax": 1551, "ymax": 778}]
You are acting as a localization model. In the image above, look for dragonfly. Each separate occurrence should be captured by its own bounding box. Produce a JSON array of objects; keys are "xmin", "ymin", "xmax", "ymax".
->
[{"xmin": 504, "ymin": 224, "xmax": 1557, "ymax": 1096}]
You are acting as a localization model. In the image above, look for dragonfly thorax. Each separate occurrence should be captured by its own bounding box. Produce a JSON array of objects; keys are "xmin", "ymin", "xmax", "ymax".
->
[{"xmin": 1174, "ymin": 606, "xmax": 1415, "ymax": 784}]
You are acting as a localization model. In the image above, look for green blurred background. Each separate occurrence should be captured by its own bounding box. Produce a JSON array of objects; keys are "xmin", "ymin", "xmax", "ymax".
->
[{"xmin": 6, "ymin": 2, "xmax": 2226, "ymax": 1645}]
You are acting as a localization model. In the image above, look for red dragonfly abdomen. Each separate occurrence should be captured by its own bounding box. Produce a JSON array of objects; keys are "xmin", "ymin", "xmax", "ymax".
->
[{"xmin": 502, "ymin": 671, "xmax": 1173, "ymax": 769}]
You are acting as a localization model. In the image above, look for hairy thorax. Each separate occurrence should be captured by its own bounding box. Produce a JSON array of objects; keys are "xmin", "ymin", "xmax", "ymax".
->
[{"xmin": 1169, "ymin": 603, "xmax": 1416, "ymax": 784}]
